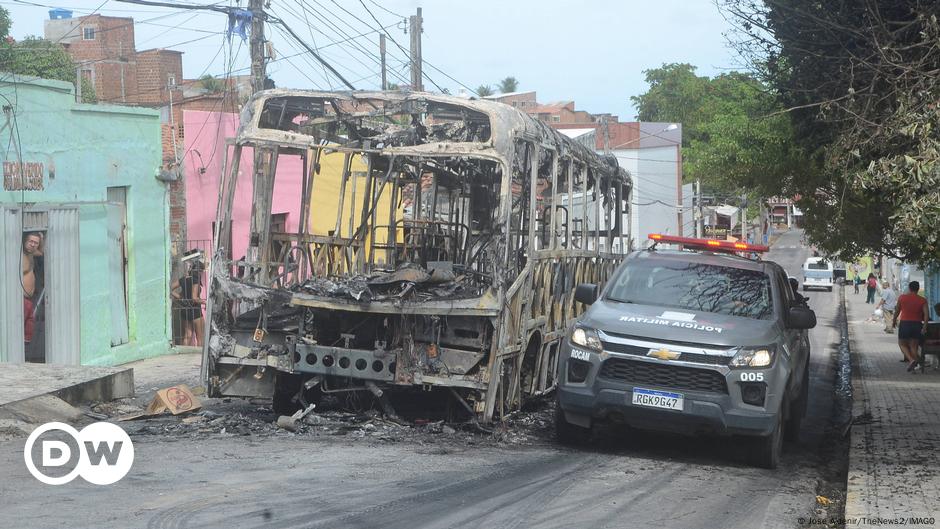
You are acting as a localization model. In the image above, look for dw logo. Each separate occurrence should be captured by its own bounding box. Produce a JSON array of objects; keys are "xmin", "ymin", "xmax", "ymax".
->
[{"xmin": 23, "ymin": 422, "xmax": 134, "ymax": 485}]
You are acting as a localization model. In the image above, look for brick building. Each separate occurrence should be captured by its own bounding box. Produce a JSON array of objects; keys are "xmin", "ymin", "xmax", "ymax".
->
[
  {"xmin": 484, "ymin": 91, "xmax": 616, "ymax": 126},
  {"xmin": 45, "ymin": 13, "xmax": 138, "ymax": 103},
  {"xmin": 43, "ymin": 10, "xmax": 244, "ymax": 261},
  {"xmin": 44, "ymin": 12, "xmax": 185, "ymax": 106},
  {"xmin": 482, "ymin": 90, "xmax": 538, "ymax": 111}
]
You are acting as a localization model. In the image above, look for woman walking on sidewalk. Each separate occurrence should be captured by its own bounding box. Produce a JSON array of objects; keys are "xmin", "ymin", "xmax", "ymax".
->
[
  {"xmin": 892, "ymin": 281, "xmax": 929, "ymax": 373},
  {"xmin": 865, "ymin": 273, "xmax": 878, "ymax": 303}
]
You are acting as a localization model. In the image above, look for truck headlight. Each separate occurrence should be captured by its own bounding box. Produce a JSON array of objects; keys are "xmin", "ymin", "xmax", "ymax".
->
[
  {"xmin": 570, "ymin": 326, "xmax": 602, "ymax": 352},
  {"xmin": 729, "ymin": 346, "xmax": 775, "ymax": 368}
]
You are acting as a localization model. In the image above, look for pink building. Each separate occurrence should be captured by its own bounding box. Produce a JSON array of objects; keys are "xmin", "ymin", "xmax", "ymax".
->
[{"xmin": 181, "ymin": 110, "xmax": 303, "ymax": 261}]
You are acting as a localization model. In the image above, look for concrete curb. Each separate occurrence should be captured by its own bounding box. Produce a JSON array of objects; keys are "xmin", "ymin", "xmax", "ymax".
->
[
  {"xmin": 843, "ymin": 286, "xmax": 869, "ymax": 521},
  {"xmin": 0, "ymin": 365, "xmax": 134, "ymax": 409}
]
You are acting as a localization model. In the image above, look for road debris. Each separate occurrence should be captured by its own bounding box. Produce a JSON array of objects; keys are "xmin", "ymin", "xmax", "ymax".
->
[
  {"xmin": 119, "ymin": 384, "xmax": 202, "ymax": 420},
  {"xmin": 276, "ymin": 404, "xmax": 317, "ymax": 432}
]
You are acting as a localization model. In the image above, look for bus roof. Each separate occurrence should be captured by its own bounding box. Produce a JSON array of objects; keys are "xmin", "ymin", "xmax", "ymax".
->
[{"xmin": 235, "ymin": 89, "xmax": 630, "ymax": 188}]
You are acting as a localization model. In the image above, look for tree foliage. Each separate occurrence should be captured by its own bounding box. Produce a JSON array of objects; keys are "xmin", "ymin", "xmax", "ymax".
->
[
  {"xmin": 0, "ymin": 7, "xmax": 10, "ymax": 38},
  {"xmin": 0, "ymin": 8, "xmax": 96, "ymax": 103},
  {"xmin": 475, "ymin": 84, "xmax": 493, "ymax": 97},
  {"xmin": 631, "ymin": 63, "xmax": 801, "ymax": 196},
  {"xmin": 498, "ymin": 76, "xmax": 519, "ymax": 93},
  {"xmin": 720, "ymin": 0, "xmax": 940, "ymax": 263},
  {"xmin": 198, "ymin": 74, "xmax": 225, "ymax": 93}
]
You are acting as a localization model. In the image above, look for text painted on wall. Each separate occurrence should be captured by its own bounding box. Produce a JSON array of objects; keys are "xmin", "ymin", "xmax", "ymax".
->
[{"xmin": 3, "ymin": 161, "xmax": 44, "ymax": 191}]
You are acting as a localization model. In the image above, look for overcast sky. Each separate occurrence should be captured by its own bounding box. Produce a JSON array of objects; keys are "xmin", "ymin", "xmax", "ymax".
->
[{"xmin": 4, "ymin": 0, "xmax": 741, "ymax": 119}]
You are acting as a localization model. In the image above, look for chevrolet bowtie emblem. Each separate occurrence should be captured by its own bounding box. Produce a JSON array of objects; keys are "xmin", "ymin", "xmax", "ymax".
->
[{"xmin": 647, "ymin": 348, "xmax": 681, "ymax": 361}]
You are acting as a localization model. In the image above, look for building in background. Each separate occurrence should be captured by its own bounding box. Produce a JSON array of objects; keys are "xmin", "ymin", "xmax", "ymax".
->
[
  {"xmin": 0, "ymin": 75, "xmax": 169, "ymax": 366},
  {"xmin": 181, "ymin": 109, "xmax": 304, "ymax": 263},
  {"xmin": 484, "ymin": 92, "xmax": 618, "ymax": 125},
  {"xmin": 43, "ymin": 9, "xmax": 250, "ymax": 266},
  {"xmin": 43, "ymin": 11, "xmax": 184, "ymax": 107},
  {"xmin": 767, "ymin": 196, "xmax": 803, "ymax": 228}
]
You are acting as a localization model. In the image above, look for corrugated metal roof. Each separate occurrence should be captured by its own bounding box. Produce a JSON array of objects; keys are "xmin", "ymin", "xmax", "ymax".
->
[
  {"xmin": 558, "ymin": 128, "xmax": 595, "ymax": 139},
  {"xmin": 482, "ymin": 91, "xmax": 536, "ymax": 99}
]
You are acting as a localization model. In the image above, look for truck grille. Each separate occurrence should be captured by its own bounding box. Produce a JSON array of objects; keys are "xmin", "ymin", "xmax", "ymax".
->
[
  {"xmin": 599, "ymin": 357, "xmax": 728, "ymax": 394},
  {"xmin": 601, "ymin": 341, "xmax": 731, "ymax": 366}
]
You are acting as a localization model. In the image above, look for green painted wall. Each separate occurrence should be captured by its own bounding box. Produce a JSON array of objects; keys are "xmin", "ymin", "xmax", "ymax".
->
[{"xmin": 0, "ymin": 75, "xmax": 170, "ymax": 365}]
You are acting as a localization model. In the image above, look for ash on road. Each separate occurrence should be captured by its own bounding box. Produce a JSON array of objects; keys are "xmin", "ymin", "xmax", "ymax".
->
[{"xmin": 0, "ymin": 230, "xmax": 851, "ymax": 529}]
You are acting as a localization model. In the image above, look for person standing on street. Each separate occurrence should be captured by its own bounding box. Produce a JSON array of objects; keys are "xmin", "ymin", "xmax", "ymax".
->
[
  {"xmin": 171, "ymin": 256, "xmax": 206, "ymax": 346},
  {"xmin": 874, "ymin": 280, "xmax": 898, "ymax": 336},
  {"xmin": 852, "ymin": 264, "xmax": 861, "ymax": 294},
  {"xmin": 21, "ymin": 232, "xmax": 41, "ymax": 347},
  {"xmin": 893, "ymin": 281, "xmax": 929, "ymax": 373},
  {"xmin": 865, "ymin": 273, "xmax": 878, "ymax": 303}
]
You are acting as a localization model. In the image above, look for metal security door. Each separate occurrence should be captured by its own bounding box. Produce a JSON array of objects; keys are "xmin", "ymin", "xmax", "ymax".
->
[
  {"xmin": 0, "ymin": 207, "xmax": 24, "ymax": 363},
  {"xmin": 107, "ymin": 187, "xmax": 129, "ymax": 346},
  {"xmin": 45, "ymin": 207, "xmax": 80, "ymax": 365}
]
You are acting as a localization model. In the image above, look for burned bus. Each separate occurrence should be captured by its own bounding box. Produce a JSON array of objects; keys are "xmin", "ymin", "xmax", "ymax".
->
[{"xmin": 201, "ymin": 90, "xmax": 631, "ymax": 422}]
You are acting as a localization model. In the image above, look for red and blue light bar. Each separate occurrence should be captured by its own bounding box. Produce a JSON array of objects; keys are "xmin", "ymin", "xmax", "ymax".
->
[{"xmin": 648, "ymin": 233, "xmax": 769, "ymax": 253}]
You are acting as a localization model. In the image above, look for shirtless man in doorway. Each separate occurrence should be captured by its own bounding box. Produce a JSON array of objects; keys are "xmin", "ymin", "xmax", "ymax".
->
[{"xmin": 22, "ymin": 232, "xmax": 41, "ymax": 344}]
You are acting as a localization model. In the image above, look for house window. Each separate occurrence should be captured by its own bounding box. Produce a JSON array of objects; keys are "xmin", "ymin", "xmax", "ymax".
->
[
  {"xmin": 83, "ymin": 26, "xmax": 96, "ymax": 40},
  {"xmin": 167, "ymin": 74, "xmax": 177, "ymax": 88},
  {"xmin": 551, "ymin": 115, "xmax": 560, "ymax": 123}
]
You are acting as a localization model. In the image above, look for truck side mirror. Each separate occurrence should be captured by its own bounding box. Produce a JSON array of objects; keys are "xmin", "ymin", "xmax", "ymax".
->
[
  {"xmin": 574, "ymin": 283, "xmax": 598, "ymax": 305},
  {"xmin": 787, "ymin": 306, "xmax": 817, "ymax": 329}
]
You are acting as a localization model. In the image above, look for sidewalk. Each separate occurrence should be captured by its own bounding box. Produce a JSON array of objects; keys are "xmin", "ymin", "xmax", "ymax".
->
[{"xmin": 844, "ymin": 287, "xmax": 940, "ymax": 526}]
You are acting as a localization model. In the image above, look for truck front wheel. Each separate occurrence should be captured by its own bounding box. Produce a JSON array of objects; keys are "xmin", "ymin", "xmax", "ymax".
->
[
  {"xmin": 554, "ymin": 404, "xmax": 590, "ymax": 446},
  {"xmin": 752, "ymin": 404, "xmax": 784, "ymax": 469}
]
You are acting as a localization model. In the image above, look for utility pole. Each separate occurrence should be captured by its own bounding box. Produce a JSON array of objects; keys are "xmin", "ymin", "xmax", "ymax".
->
[
  {"xmin": 75, "ymin": 66, "xmax": 82, "ymax": 103},
  {"xmin": 602, "ymin": 116, "xmax": 610, "ymax": 153},
  {"xmin": 757, "ymin": 200, "xmax": 765, "ymax": 245},
  {"xmin": 694, "ymin": 179, "xmax": 702, "ymax": 238},
  {"xmin": 409, "ymin": 8, "xmax": 423, "ymax": 91},
  {"xmin": 676, "ymin": 144, "xmax": 683, "ymax": 237},
  {"xmin": 249, "ymin": 0, "xmax": 266, "ymax": 95},
  {"xmin": 248, "ymin": 0, "xmax": 270, "ymax": 282},
  {"xmin": 740, "ymin": 193, "xmax": 747, "ymax": 242},
  {"xmin": 380, "ymin": 34, "xmax": 387, "ymax": 90}
]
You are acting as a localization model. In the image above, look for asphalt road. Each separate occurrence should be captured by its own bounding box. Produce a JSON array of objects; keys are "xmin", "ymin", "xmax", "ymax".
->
[{"xmin": 0, "ymin": 229, "xmax": 847, "ymax": 529}]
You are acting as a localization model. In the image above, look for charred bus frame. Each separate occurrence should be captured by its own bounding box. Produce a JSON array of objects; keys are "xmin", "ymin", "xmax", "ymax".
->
[{"xmin": 202, "ymin": 89, "xmax": 631, "ymax": 422}]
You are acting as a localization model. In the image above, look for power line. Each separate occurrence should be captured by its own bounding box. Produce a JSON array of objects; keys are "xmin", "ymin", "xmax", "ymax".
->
[
  {"xmin": 363, "ymin": 0, "xmax": 405, "ymax": 19},
  {"xmin": 264, "ymin": 11, "xmax": 356, "ymax": 90},
  {"xmin": 297, "ymin": 0, "xmax": 335, "ymax": 90},
  {"xmin": 354, "ymin": 0, "xmax": 448, "ymax": 92},
  {"xmin": 288, "ymin": 0, "xmax": 411, "ymax": 87},
  {"xmin": 268, "ymin": 24, "xmax": 327, "ymax": 90},
  {"xmin": 274, "ymin": 2, "xmax": 383, "ymax": 87}
]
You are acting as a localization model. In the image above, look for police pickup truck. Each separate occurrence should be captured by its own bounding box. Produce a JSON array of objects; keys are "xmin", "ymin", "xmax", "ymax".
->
[{"xmin": 555, "ymin": 234, "xmax": 817, "ymax": 469}]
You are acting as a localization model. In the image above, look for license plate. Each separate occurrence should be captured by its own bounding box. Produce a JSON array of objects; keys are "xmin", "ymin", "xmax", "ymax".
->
[{"xmin": 631, "ymin": 388, "xmax": 683, "ymax": 411}]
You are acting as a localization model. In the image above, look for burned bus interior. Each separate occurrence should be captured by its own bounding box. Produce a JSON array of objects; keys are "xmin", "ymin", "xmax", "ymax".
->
[{"xmin": 204, "ymin": 90, "xmax": 630, "ymax": 422}]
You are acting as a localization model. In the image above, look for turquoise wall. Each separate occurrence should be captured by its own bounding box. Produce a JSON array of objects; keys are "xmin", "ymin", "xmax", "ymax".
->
[{"xmin": 0, "ymin": 75, "xmax": 170, "ymax": 365}]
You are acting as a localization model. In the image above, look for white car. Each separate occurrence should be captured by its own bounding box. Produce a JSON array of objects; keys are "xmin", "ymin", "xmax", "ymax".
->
[{"xmin": 802, "ymin": 257, "xmax": 834, "ymax": 291}]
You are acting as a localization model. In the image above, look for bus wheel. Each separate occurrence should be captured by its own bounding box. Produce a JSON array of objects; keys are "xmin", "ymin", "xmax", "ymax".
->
[{"xmin": 272, "ymin": 373, "xmax": 303, "ymax": 415}]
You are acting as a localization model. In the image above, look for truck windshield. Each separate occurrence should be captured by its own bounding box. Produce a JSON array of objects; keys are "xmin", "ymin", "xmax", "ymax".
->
[{"xmin": 606, "ymin": 258, "xmax": 774, "ymax": 320}]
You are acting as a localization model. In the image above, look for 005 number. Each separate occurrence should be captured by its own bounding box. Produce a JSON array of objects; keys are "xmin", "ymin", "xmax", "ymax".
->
[{"xmin": 739, "ymin": 372, "xmax": 764, "ymax": 382}]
